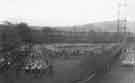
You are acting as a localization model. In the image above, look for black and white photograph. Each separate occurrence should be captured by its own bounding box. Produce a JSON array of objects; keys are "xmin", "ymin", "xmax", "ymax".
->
[{"xmin": 0, "ymin": 0, "xmax": 134, "ymax": 83}]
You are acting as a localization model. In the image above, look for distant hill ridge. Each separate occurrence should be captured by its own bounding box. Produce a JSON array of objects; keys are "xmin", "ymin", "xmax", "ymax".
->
[
  {"xmin": 54, "ymin": 21, "xmax": 135, "ymax": 32},
  {"xmin": 0, "ymin": 21, "xmax": 135, "ymax": 32}
]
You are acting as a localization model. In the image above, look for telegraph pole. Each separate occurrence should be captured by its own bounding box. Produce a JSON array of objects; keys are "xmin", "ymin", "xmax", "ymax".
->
[
  {"xmin": 117, "ymin": 0, "xmax": 127, "ymax": 33},
  {"xmin": 117, "ymin": 0, "xmax": 128, "ymax": 43},
  {"xmin": 117, "ymin": 1, "xmax": 120, "ymax": 32}
]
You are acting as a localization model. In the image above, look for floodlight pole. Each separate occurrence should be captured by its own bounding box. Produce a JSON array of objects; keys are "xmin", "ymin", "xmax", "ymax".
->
[
  {"xmin": 117, "ymin": 0, "xmax": 127, "ymax": 33},
  {"xmin": 117, "ymin": 2, "xmax": 121, "ymax": 32},
  {"xmin": 117, "ymin": 0, "xmax": 127, "ymax": 43}
]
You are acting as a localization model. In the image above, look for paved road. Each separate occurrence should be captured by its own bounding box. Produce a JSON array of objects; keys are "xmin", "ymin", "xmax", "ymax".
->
[{"xmin": 86, "ymin": 44, "xmax": 135, "ymax": 83}]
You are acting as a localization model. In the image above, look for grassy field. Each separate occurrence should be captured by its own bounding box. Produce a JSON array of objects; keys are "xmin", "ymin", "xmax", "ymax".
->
[
  {"xmin": 0, "ymin": 43, "xmax": 122, "ymax": 83},
  {"xmin": 44, "ymin": 43, "xmax": 122, "ymax": 82}
]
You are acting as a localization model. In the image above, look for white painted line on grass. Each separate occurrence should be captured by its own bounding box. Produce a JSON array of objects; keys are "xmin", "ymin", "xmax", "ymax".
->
[
  {"xmin": 73, "ymin": 72, "xmax": 96, "ymax": 83},
  {"xmin": 82, "ymin": 72, "xmax": 96, "ymax": 82}
]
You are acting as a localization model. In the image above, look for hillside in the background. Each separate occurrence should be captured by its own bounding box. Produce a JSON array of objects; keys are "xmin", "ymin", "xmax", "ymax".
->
[
  {"xmin": 0, "ymin": 21, "xmax": 133, "ymax": 44},
  {"xmin": 55, "ymin": 21, "xmax": 135, "ymax": 32}
]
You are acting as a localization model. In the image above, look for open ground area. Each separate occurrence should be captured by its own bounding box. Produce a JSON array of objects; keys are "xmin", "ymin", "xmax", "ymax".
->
[
  {"xmin": 87, "ymin": 43, "xmax": 135, "ymax": 83},
  {"xmin": 0, "ymin": 43, "xmax": 126, "ymax": 83}
]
